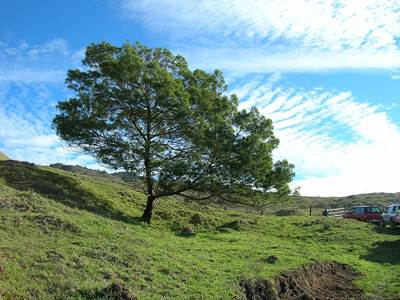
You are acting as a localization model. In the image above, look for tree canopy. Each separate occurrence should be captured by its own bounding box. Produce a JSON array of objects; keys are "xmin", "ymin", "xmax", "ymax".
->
[{"xmin": 53, "ymin": 42, "xmax": 294, "ymax": 223}]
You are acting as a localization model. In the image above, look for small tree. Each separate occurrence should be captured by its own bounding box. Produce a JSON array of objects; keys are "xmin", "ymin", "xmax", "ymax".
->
[{"xmin": 53, "ymin": 42, "xmax": 294, "ymax": 223}]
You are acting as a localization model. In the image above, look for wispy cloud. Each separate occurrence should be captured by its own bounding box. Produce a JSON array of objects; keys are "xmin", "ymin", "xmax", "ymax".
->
[
  {"xmin": 175, "ymin": 47, "xmax": 400, "ymax": 73},
  {"xmin": 0, "ymin": 38, "xmax": 81, "ymax": 83},
  {"xmin": 122, "ymin": 0, "xmax": 400, "ymax": 49},
  {"xmin": 233, "ymin": 74, "xmax": 400, "ymax": 196},
  {"xmin": 0, "ymin": 39, "xmax": 100, "ymax": 168},
  {"xmin": 392, "ymin": 69, "xmax": 400, "ymax": 80},
  {"xmin": 0, "ymin": 69, "xmax": 65, "ymax": 83},
  {"xmin": 0, "ymin": 81, "xmax": 96, "ymax": 166},
  {"xmin": 121, "ymin": 0, "xmax": 400, "ymax": 72}
]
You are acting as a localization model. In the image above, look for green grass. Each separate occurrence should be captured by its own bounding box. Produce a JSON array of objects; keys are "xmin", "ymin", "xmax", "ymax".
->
[{"xmin": 0, "ymin": 160, "xmax": 399, "ymax": 299}]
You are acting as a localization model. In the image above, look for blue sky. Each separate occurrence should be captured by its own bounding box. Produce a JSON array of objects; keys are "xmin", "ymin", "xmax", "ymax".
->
[{"xmin": 1, "ymin": 0, "xmax": 400, "ymax": 196}]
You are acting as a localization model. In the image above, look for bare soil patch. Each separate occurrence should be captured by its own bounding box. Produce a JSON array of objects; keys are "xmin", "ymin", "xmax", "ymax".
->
[
  {"xmin": 79, "ymin": 282, "xmax": 136, "ymax": 300},
  {"xmin": 29, "ymin": 214, "xmax": 80, "ymax": 234},
  {"xmin": 242, "ymin": 261, "xmax": 365, "ymax": 300}
]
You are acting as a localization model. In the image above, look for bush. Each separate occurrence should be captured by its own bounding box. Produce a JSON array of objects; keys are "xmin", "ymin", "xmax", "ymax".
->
[
  {"xmin": 218, "ymin": 220, "xmax": 249, "ymax": 232},
  {"xmin": 189, "ymin": 213, "xmax": 216, "ymax": 228},
  {"xmin": 263, "ymin": 255, "xmax": 278, "ymax": 264},
  {"xmin": 178, "ymin": 225, "xmax": 196, "ymax": 237},
  {"xmin": 322, "ymin": 220, "xmax": 331, "ymax": 231},
  {"xmin": 274, "ymin": 209, "xmax": 297, "ymax": 216}
]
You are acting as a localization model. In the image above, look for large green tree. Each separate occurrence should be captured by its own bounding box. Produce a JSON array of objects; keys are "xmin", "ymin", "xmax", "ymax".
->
[{"xmin": 53, "ymin": 42, "xmax": 294, "ymax": 223}]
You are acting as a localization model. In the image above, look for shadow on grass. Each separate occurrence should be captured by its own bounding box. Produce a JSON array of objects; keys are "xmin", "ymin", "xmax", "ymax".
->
[
  {"xmin": 0, "ymin": 160, "xmax": 141, "ymax": 225},
  {"xmin": 362, "ymin": 240, "xmax": 400, "ymax": 265},
  {"xmin": 373, "ymin": 226, "xmax": 400, "ymax": 236}
]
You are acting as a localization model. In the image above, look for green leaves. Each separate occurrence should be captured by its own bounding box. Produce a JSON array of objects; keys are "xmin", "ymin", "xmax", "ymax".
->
[{"xmin": 53, "ymin": 42, "xmax": 294, "ymax": 221}]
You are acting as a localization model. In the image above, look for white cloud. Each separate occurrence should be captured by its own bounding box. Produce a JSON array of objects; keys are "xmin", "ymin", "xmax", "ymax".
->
[
  {"xmin": 176, "ymin": 47, "xmax": 400, "ymax": 73},
  {"xmin": 122, "ymin": 0, "xmax": 400, "ymax": 50},
  {"xmin": 0, "ymin": 38, "xmax": 100, "ymax": 168},
  {"xmin": 121, "ymin": 0, "xmax": 400, "ymax": 72},
  {"xmin": 4, "ymin": 135, "xmax": 59, "ymax": 148},
  {"xmin": 391, "ymin": 69, "xmax": 400, "ymax": 80},
  {"xmin": 0, "ymin": 81, "xmax": 99, "ymax": 168},
  {"xmin": 0, "ymin": 69, "xmax": 65, "ymax": 83},
  {"xmin": 0, "ymin": 38, "xmax": 80, "ymax": 83},
  {"xmin": 25, "ymin": 38, "xmax": 69, "ymax": 60},
  {"xmin": 235, "ymin": 74, "xmax": 400, "ymax": 196}
]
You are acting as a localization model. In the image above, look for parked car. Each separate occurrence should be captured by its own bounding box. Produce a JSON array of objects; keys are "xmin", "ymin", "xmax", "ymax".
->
[
  {"xmin": 381, "ymin": 203, "xmax": 400, "ymax": 228},
  {"xmin": 343, "ymin": 206, "xmax": 382, "ymax": 222}
]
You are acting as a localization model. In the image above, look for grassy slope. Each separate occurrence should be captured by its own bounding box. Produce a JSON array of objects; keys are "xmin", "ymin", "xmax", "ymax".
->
[
  {"xmin": 0, "ymin": 161, "xmax": 399, "ymax": 299},
  {"xmin": 0, "ymin": 151, "xmax": 9, "ymax": 161}
]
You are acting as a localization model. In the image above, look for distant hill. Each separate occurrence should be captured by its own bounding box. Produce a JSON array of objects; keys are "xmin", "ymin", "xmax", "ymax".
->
[
  {"xmin": 49, "ymin": 163, "xmax": 399, "ymax": 210},
  {"xmin": 296, "ymin": 193, "xmax": 400, "ymax": 209},
  {"xmin": 0, "ymin": 151, "xmax": 10, "ymax": 161}
]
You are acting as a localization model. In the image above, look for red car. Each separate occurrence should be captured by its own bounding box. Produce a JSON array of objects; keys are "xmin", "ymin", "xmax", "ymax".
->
[{"xmin": 343, "ymin": 206, "xmax": 382, "ymax": 222}]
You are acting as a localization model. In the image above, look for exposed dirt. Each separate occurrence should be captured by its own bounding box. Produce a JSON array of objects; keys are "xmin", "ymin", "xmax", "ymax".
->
[
  {"xmin": 263, "ymin": 255, "xmax": 278, "ymax": 264},
  {"xmin": 0, "ymin": 194, "xmax": 40, "ymax": 212},
  {"xmin": 79, "ymin": 282, "xmax": 136, "ymax": 300},
  {"xmin": 242, "ymin": 261, "xmax": 365, "ymax": 300},
  {"xmin": 29, "ymin": 214, "xmax": 81, "ymax": 234}
]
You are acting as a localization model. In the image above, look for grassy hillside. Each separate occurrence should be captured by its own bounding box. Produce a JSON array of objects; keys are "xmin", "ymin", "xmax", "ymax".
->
[
  {"xmin": 0, "ymin": 151, "xmax": 9, "ymax": 161},
  {"xmin": 49, "ymin": 163, "xmax": 141, "ymax": 189},
  {"xmin": 0, "ymin": 160, "xmax": 399, "ymax": 299}
]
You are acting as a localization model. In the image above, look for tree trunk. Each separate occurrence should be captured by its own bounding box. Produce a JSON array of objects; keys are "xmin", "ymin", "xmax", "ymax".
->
[
  {"xmin": 141, "ymin": 102, "xmax": 155, "ymax": 224},
  {"xmin": 141, "ymin": 196, "xmax": 155, "ymax": 223}
]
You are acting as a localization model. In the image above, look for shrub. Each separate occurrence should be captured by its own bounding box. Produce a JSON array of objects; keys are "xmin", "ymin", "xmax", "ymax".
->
[
  {"xmin": 218, "ymin": 220, "xmax": 249, "ymax": 232},
  {"xmin": 189, "ymin": 213, "xmax": 217, "ymax": 229},
  {"xmin": 322, "ymin": 220, "xmax": 331, "ymax": 231},
  {"xmin": 178, "ymin": 225, "xmax": 196, "ymax": 237},
  {"xmin": 274, "ymin": 209, "xmax": 297, "ymax": 216}
]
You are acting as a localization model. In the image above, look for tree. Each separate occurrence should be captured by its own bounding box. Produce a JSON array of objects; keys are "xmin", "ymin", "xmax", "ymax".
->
[{"xmin": 53, "ymin": 42, "xmax": 294, "ymax": 223}]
